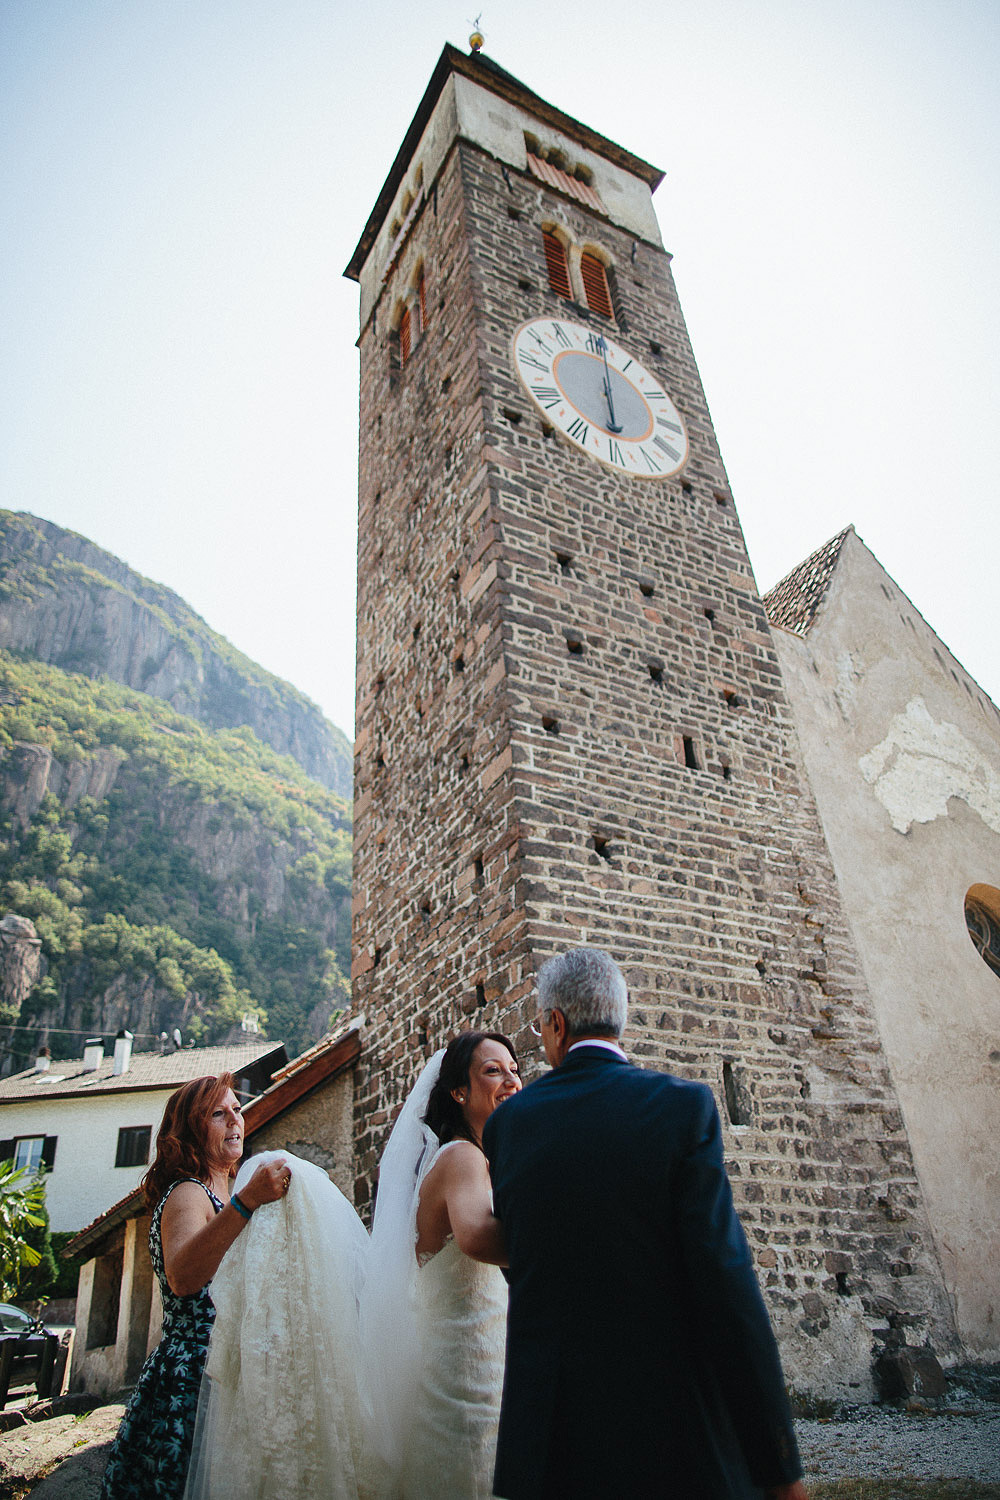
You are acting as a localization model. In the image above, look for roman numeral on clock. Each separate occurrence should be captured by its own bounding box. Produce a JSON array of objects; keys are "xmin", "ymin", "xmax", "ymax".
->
[
  {"xmin": 653, "ymin": 436, "xmax": 680, "ymax": 462},
  {"xmin": 566, "ymin": 417, "xmax": 590, "ymax": 444},
  {"xmin": 550, "ymin": 323, "xmax": 571, "ymax": 347},
  {"xmin": 518, "ymin": 349, "xmax": 548, "ymax": 373},
  {"xmin": 640, "ymin": 447, "xmax": 662, "ymax": 473},
  {"xmin": 655, "ymin": 416, "xmax": 683, "ymax": 435},
  {"xmin": 532, "ymin": 386, "xmax": 562, "ymax": 409},
  {"xmin": 608, "ymin": 438, "xmax": 625, "ymax": 466}
]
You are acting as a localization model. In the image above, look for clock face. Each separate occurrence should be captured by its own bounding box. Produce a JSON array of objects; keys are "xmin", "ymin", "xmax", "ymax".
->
[{"xmin": 512, "ymin": 317, "xmax": 688, "ymax": 479}]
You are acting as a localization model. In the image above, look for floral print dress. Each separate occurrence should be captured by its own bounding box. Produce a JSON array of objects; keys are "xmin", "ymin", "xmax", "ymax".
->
[{"xmin": 100, "ymin": 1179, "xmax": 223, "ymax": 1500}]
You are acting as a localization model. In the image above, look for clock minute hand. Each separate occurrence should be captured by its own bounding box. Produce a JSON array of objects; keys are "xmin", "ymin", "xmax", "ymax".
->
[{"xmin": 596, "ymin": 334, "xmax": 623, "ymax": 433}]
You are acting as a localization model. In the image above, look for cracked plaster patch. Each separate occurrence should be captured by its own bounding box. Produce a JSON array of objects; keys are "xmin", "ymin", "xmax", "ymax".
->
[{"xmin": 859, "ymin": 697, "xmax": 1000, "ymax": 836}]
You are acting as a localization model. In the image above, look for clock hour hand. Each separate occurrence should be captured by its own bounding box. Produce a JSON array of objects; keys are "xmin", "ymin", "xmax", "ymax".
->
[{"xmin": 596, "ymin": 334, "xmax": 623, "ymax": 433}]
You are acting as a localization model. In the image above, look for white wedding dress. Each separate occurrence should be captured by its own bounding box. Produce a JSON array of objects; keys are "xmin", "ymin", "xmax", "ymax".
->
[
  {"xmin": 398, "ymin": 1173, "xmax": 507, "ymax": 1498},
  {"xmin": 185, "ymin": 1054, "xmax": 507, "ymax": 1500},
  {"xmin": 361, "ymin": 1053, "xmax": 506, "ymax": 1499}
]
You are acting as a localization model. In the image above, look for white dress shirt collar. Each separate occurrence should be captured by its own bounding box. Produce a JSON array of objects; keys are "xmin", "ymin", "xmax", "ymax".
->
[{"xmin": 567, "ymin": 1038, "xmax": 627, "ymax": 1061}]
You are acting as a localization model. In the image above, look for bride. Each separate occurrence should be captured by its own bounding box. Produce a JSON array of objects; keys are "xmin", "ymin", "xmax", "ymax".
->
[
  {"xmin": 184, "ymin": 1030, "xmax": 521, "ymax": 1500},
  {"xmin": 363, "ymin": 1031, "xmax": 522, "ymax": 1498}
]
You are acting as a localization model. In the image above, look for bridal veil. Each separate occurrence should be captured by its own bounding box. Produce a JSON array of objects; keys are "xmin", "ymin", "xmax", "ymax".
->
[
  {"xmin": 184, "ymin": 1151, "xmax": 370, "ymax": 1500},
  {"xmin": 358, "ymin": 1049, "xmax": 445, "ymax": 1477}
]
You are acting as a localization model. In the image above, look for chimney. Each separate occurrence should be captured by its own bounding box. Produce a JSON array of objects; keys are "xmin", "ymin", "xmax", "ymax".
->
[
  {"xmin": 112, "ymin": 1029, "xmax": 133, "ymax": 1076},
  {"xmin": 82, "ymin": 1038, "xmax": 104, "ymax": 1073},
  {"xmin": 33, "ymin": 1046, "xmax": 51, "ymax": 1074}
]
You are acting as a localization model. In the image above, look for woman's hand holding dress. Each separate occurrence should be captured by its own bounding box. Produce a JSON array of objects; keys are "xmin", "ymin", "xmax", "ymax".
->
[{"xmin": 162, "ymin": 1157, "xmax": 290, "ymax": 1295}]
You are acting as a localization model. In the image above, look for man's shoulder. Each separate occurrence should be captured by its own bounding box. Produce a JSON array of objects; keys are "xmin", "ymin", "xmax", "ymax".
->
[
  {"xmin": 609, "ymin": 1062, "xmax": 717, "ymax": 1112},
  {"xmin": 494, "ymin": 1056, "xmax": 716, "ymax": 1110}
]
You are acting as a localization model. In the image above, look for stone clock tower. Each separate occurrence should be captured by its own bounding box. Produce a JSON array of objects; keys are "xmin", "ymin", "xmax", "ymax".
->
[{"xmin": 345, "ymin": 43, "xmax": 955, "ymax": 1392}]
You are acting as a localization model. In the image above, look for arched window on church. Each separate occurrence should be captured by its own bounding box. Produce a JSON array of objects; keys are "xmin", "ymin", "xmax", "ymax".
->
[
  {"xmin": 580, "ymin": 251, "xmax": 614, "ymax": 319},
  {"xmin": 390, "ymin": 268, "xmax": 428, "ymax": 384},
  {"xmin": 398, "ymin": 304, "xmax": 412, "ymax": 366},
  {"xmin": 965, "ymin": 884, "xmax": 1000, "ymax": 979},
  {"xmin": 542, "ymin": 229, "xmax": 572, "ymax": 300},
  {"xmin": 417, "ymin": 270, "xmax": 427, "ymax": 338}
]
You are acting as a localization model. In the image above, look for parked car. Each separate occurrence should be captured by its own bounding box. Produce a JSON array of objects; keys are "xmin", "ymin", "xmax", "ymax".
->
[
  {"xmin": 0, "ymin": 1302, "xmax": 47, "ymax": 1335},
  {"xmin": 0, "ymin": 1302, "xmax": 55, "ymax": 1399}
]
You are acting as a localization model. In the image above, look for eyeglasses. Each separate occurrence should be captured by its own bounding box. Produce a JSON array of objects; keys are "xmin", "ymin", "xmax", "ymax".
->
[{"xmin": 529, "ymin": 1011, "xmax": 550, "ymax": 1038}]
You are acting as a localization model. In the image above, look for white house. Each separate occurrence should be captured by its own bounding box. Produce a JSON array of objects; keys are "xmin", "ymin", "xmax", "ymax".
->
[{"xmin": 0, "ymin": 1035, "xmax": 287, "ymax": 1233}]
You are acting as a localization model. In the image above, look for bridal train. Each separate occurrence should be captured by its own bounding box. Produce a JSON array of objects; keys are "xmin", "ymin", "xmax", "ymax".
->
[
  {"xmin": 184, "ymin": 1040, "xmax": 516, "ymax": 1500},
  {"xmin": 183, "ymin": 1153, "xmax": 371, "ymax": 1500}
]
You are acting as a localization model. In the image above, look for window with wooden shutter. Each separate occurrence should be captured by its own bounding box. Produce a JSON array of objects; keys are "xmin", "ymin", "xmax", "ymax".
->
[
  {"xmin": 542, "ymin": 230, "xmax": 572, "ymax": 300},
  {"xmin": 115, "ymin": 1125, "xmax": 151, "ymax": 1169},
  {"xmin": 399, "ymin": 305, "xmax": 412, "ymax": 365},
  {"xmin": 13, "ymin": 1136, "xmax": 44, "ymax": 1174},
  {"xmin": 581, "ymin": 252, "xmax": 613, "ymax": 319},
  {"xmin": 417, "ymin": 272, "xmax": 427, "ymax": 338}
]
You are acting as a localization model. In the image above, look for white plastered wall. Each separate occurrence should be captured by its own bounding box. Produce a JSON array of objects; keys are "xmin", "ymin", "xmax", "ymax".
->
[{"xmin": 772, "ymin": 530, "xmax": 1000, "ymax": 1357}]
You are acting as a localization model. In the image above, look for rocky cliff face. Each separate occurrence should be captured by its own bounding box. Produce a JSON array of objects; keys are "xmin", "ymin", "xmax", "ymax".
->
[
  {"xmin": 0, "ymin": 511, "xmax": 351, "ymax": 796},
  {"xmin": 0, "ymin": 914, "xmax": 42, "ymax": 1022},
  {"xmin": 0, "ymin": 641, "xmax": 351, "ymax": 1067}
]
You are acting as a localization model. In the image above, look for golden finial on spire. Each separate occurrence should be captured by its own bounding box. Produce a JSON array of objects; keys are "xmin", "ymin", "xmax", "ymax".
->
[{"xmin": 468, "ymin": 14, "xmax": 485, "ymax": 52}]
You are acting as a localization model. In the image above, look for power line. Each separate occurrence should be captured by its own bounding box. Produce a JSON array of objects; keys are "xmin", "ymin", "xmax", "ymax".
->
[{"xmin": 0, "ymin": 1024, "xmax": 164, "ymax": 1040}]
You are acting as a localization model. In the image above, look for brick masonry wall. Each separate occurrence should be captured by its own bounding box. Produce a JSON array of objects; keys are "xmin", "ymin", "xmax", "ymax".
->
[
  {"xmin": 352, "ymin": 127, "xmax": 957, "ymax": 1391},
  {"xmin": 352, "ymin": 143, "xmax": 536, "ymax": 1217}
]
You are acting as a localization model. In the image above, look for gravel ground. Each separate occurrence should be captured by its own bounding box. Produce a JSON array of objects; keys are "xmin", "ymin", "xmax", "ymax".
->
[
  {"xmin": 2, "ymin": 1382, "xmax": 998, "ymax": 1496},
  {"xmin": 798, "ymin": 1398, "xmax": 1000, "ymax": 1485}
]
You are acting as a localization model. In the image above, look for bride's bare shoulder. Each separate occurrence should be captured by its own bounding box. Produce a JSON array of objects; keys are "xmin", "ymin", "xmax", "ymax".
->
[{"xmin": 424, "ymin": 1139, "xmax": 486, "ymax": 1185}]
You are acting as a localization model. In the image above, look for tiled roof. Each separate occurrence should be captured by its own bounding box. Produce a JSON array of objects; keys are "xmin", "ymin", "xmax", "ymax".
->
[
  {"xmin": 0, "ymin": 1041, "xmax": 286, "ymax": 1104},
  {"xmin": 762, "ymin": 527, "xmax": 853, "ymax": 637}
]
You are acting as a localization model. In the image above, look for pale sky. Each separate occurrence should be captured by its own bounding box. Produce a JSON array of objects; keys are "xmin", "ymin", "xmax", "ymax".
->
[{"xmin": 2, "ymin": 0, "xmax": 997, "ymax": 742}]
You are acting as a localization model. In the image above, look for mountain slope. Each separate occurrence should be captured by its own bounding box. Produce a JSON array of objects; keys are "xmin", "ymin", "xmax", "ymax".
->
[
  {"xmin": 0, "ymin": 511, "xmax": 351, "ymax": 796},
  {"xmin": 0, "ymin": 651, "xmax": 352, "ymax": 1068}
]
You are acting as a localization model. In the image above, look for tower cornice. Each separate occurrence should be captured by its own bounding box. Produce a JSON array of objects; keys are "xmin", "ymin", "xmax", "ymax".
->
[{"xmin": 344, "ymin": 43, "xmax": 663, "ymax": 283}]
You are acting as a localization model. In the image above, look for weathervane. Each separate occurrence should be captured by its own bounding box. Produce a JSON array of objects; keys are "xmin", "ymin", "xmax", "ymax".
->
[{"xmin": 468, "ymin": 14, "xmax": 485, "ymax": 51}]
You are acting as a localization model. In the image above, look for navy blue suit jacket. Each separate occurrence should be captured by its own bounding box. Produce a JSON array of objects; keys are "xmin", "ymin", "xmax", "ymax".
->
[{"xmin": 483, "ymin": 1045, "xmax": 802, "ymax": 1499}]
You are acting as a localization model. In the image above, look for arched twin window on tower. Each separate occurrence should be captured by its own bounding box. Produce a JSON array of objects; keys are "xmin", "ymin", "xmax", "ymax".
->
[
  {"xmin": 390, "ymin": 266, "xmax": 428, "ymax": 381},
  {"xmin": 541, "ymin": 228, "xmax": 616, "ymax": 321}
]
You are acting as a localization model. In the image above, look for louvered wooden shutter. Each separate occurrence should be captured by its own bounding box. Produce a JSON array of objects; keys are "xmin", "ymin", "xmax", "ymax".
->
[
  {"xmin": 542, "ymin": 230, "xmax": 572, "ymax": 300},
  {"xmin": 399, "ymin": 305, "xmax": 412, "ymax": 365},
  {"xmin": 580, "ymin": 253, "xmax": 613, "ymax": 318},
  {"xmin": 418, "ymin": 274, "xmax": 427, "ymax": 336},
  {"xmin": 0, "ymin": 1140, "xmax": 13, "ymax": 1165}
]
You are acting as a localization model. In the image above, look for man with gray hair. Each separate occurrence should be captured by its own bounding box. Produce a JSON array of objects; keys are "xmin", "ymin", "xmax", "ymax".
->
[{"xmin": 482, "ymin": 945, "xmax": 806, "ymax": 1500}]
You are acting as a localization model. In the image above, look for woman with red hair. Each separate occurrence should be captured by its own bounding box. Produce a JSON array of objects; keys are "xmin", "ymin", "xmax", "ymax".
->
[{"xmin": 100, "ymin": 1072, "xmax": 289, "ymax": 1500}]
